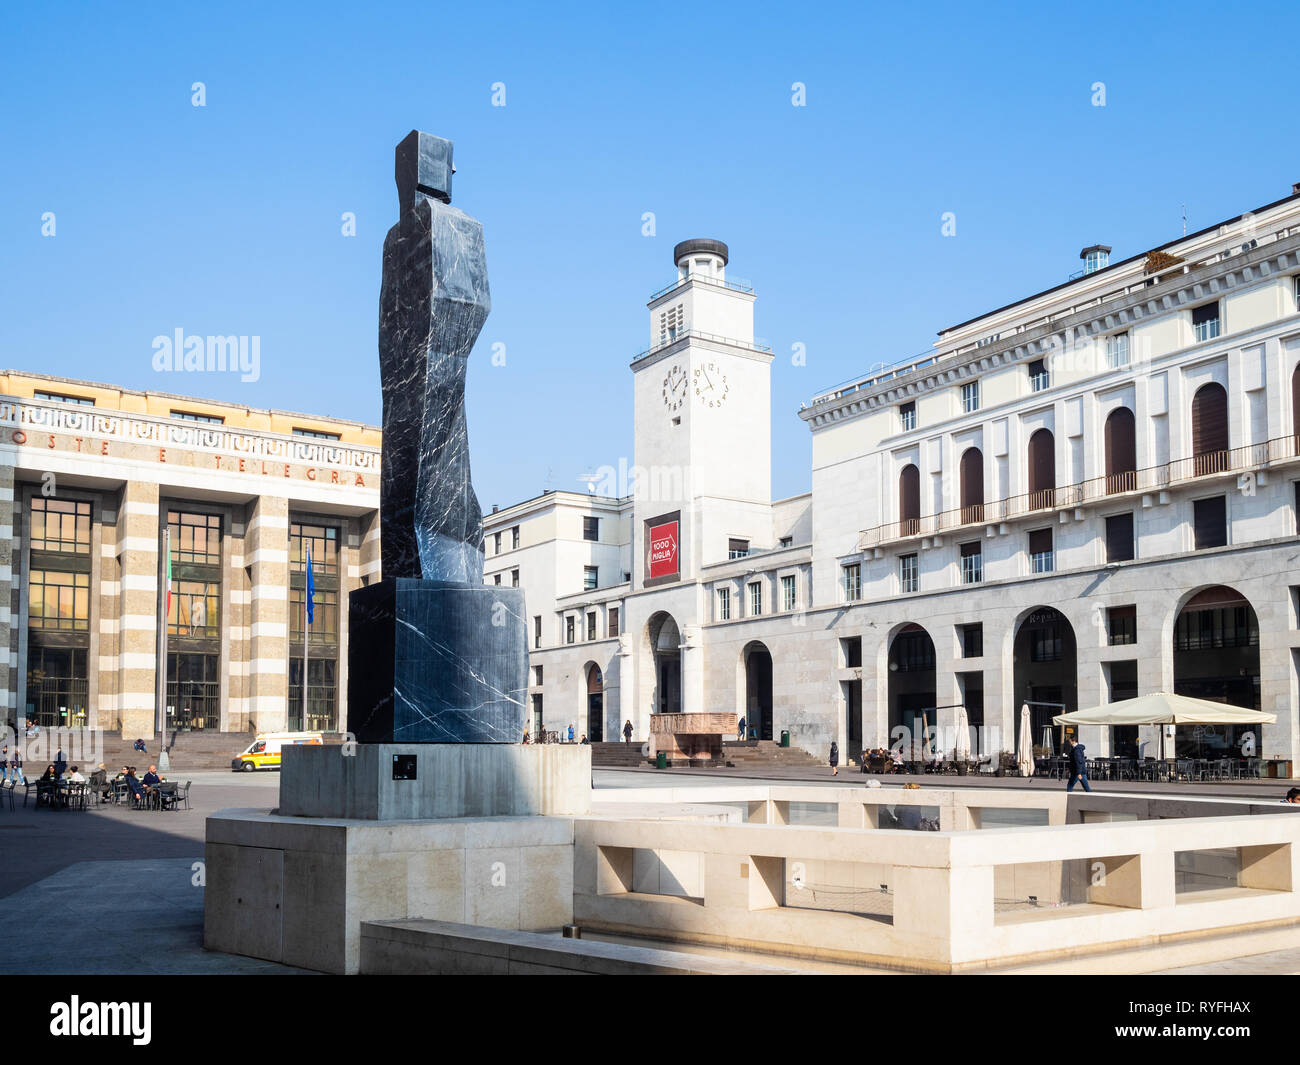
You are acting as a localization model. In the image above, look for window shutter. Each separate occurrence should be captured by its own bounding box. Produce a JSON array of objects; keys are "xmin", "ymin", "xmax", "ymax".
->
[{"xmin": 1028, "ymin": 528, "xmax": 1053, "ymax": 555}]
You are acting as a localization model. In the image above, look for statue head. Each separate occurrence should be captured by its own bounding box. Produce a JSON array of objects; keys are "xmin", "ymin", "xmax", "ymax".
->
[{"xmin": 395, "ymin": 130, "xmax": 455, "ymax": 212}]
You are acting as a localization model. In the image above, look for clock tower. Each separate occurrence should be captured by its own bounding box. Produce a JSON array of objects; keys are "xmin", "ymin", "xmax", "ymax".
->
[{"xmin": 630, "ymin": 239, "xmax": 773, "ymax": 591}]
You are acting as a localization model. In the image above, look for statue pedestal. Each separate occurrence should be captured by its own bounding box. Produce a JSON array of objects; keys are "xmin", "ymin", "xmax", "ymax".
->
[
  {"xmin": 278, "ymin": 742, "xmax": 591, "ymax": 820},
  {"xmin": 347, "ymin": 578, "xmax": 527, "ymax": 744}
]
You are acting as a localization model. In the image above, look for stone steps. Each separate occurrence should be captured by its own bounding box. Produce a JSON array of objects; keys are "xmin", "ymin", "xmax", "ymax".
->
[
  {"xmin": 721, "ymin": 740, "xmax": 822, "ymax": 767},
  {"xmin": 590, "ymin": 742, "xmax": 648, "ymax": 767}
]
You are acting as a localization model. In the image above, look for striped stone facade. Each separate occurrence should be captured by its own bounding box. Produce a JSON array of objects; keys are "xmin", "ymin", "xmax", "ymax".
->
[{"xmin": 0, "ymin": 373, "xmax": 381, "ymax": 737}]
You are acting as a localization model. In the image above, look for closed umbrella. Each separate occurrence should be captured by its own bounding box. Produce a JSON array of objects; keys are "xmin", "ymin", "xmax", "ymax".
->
[
  {"xmin": 954, "ymin": 704, "xmax": 971, "ymax": 761},
  {"xmin": 1016, "ymin": 703, "xmax": 1034, "ymax": 778}
]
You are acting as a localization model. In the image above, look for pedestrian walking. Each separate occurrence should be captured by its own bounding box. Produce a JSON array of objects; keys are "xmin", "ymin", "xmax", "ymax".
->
[
  {"xmin": 622, "ymin": 719, "xmax": 633, "ymax": 743},
  {"xmin": 736, "ymin": 716, "xmax": 746, "ymax": 742},
  {"xmin": 829, "ymin": 740, "xmax": 839, "ymax": 777},
  {"xmin": 567, "ymin": 723, "xmax": 575, "ymax": 743},
  {"xmin": 1065, "ymin": 736, "xmax": 1091, "ymax": 792}
]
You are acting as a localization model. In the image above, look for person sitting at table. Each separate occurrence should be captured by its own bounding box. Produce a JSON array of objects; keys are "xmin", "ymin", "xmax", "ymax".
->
[
  {"xmin": 38, "ymin": 764, "xmax": 57, "ymax": 782},
  {"xmin": 142, "ymin": 765, "xmax": 161, "ymax": 788},
  {"xmin": 1284, "ymin": 787, "xmax": 1300, "ymax": 804},
  {"xmin": 66, "ymin": 765, "xmax": 85, "ymax": 783},
  {"xmin": 124, "ymin": 768, "xmax": 146, "ymax": 807}
]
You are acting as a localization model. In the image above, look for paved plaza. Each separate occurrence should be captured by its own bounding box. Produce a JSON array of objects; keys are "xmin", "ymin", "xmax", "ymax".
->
[{"xmin": 0, "ymin": 767, "xmax": 1295, "ymax": 975}]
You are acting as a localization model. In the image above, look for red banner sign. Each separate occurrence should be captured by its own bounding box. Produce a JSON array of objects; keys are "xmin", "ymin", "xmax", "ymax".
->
[{"xmin": 647, "ymin": 520, "xmax": 679, "ymax": 580}]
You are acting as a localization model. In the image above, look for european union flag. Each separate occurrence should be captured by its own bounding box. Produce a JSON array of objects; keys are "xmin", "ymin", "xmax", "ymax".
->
[{"xmin": 306, "ymin": 547, "xmax": 315, "ymax": 626}]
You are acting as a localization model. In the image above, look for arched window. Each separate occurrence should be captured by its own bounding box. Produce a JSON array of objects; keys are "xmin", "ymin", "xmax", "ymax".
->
[
  {"xmin": 1191, "ymin": 382, "xmax": 1228, "ymax": 475},
  {"xmin": 1104, "ymin": 408, "xmax": 1137, "ymax": 494},
  {"xmin": 899, "ymin": 464, "xmax": 920, "ymax": 536},
  {"xmin": 959, "ymin": 447, "xmax": 984, "ymax": 524},
  {"xmin": 1291, "ymin": 365, "xmax": 1300, "ymax": 450},
  {"xmin": 1027, "ymin": 429, "xmax": 1055, "ymax": 509}
]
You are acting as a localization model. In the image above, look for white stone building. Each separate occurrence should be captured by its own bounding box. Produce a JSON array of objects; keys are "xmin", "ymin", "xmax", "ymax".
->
[{"xmin": 487, "ymin": 189, "xmax": 1300, "ymax": 771}]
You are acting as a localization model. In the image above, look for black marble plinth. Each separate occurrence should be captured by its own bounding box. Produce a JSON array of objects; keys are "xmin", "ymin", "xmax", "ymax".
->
[{"xmin": 347, "ymin": 579, "xmax": 526, "ymax": 744}]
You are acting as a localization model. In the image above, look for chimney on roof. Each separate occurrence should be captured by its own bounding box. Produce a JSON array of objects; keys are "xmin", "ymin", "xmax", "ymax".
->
[
  {"xmin": 1292, "ymin": 181, "xmax": 1300, "ymax": 196},
  {"xmin": 1080, "ymin": 244, "xmax": 1111, "ymax": 275},
  {"xmin": 491, "ymin": 504, "xmax": 498, "ymax": 514}
]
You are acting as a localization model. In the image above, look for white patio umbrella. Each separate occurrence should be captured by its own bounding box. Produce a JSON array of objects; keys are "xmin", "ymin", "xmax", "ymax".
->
[
  {"xmin": 954, "ymin": 704, "xmax": 971, "ymax": 761},
  {"xmin": 1051, "ymin": 692, "xmax": 1276, "ymax": 727},
  {"xmin": 1016, "ymin": 703, "xmax": 1034, "ymax": 777}
]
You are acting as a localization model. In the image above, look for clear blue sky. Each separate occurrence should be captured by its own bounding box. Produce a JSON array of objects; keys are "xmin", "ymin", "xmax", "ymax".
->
[{"xmin": 3, "ymin": 0, "xmax": 1297, "ymax": 507}]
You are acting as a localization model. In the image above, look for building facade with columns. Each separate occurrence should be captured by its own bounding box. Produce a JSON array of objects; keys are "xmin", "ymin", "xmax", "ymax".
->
[
  {"xmin": 0, "ymin": 371, "xmax": 380, "ymax": 738},
  {"xmin": 489, "ymin": 189, "xmax": 1300, "ymax": 768}
]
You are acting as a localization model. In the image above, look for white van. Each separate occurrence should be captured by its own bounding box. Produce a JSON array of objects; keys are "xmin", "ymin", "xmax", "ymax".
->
[{"xmin": 231, "ymin": 731, "xmax": 323, "ymax": 772}]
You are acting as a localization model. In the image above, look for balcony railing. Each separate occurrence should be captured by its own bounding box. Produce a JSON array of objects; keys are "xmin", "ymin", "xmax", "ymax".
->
[
  {"xmin": 649, "ymin": 273, "xmax": 755, "ymax": 301},
  {"xmin": 633, "ymin": 329, "xmax": 773, "ymax": 362},
  {"xmin": 859, "ymin": 432, "xmax": 1300, "ymax": 550}
]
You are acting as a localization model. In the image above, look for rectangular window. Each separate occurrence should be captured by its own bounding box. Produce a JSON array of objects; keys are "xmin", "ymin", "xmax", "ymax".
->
[
  {"xmin": 1192, "ymin": 302, "xmax": 1221, "ymax": 342},
  {"xmin": 34, "ymin": 389, "xmax": 93, "ymax": 406},
  {"xmin": 533, "ymin": 665, "xmax": 543, "ymax": 686},
  {"xmin": 493, "ymin": 573, "xmax": 501, "ymax": 585},
  {"xmin": 565, "ymin": 616, "xmax": 575, "ymax": 644},
  {"xmin": 608, "ymin": 607, "xmax": 620, "ymax": 638},
  {"xmin": 290, "ymin": 584, "xmax": 339, "ymax": 638},
  {"xmin": 1028, "ymin": 528, "xmax": 1054, "ymax": 573},
  {"xmin": 169, "ymin": 511, "xmax": 222, "ymax": 566},
  {"xmin": 582, "ymin": 516, "xmax": 599, "ymax": 542},
  {"xmin": 959, "ymin": 623, "xmax": 983, "ymax": 658},
  {"xmin": 1107, "ymin": 605, "xmax": 1137, "ymax": 646},
  {"xmin": 1105, "ymin": 513, "xmax": 1135, "ymax": 562},
  {"xmin": 728, "ymin": 538, "xmax": 750, "ymax": 559},
  {"xmin": 170, "ymin": 409, "xmax": 225, "ymax": 424},
  {"xmin": 900, "ymin": 401, "xmax": 916, "ymax": 431},
  {"xmin": 290, "ymin": 522, "xmax": 338, "ymax": 575},
  {"xmin": 30, "ymin": 498, "xmax": 92, "ymax": 554},
  {"xmin": 291, "ymin": 427, "xmax": 341, "ymax": 440},
  {"xmin": 842, "ymin": 562, "xmax": 861, "ymax": 601},
  {"xmin": 841, "ymin": 636, "xmax": 862, "ymax": 668},
  {"xmin": 511, "ymin": 569, "xmax": 519, "ymax": 587},
  {"xmin": 959, "ymin": 540, "xmax": 982, "ymax": 584},
  {"xmin": 534, "ymin": 615, "xmax": 542, "ymax": 649},
  {"xmin": 512, "ymin": 525, "xmax": 521, "ymax": 549},
  {"xmin": 586, "ymin": 613, "xmax": 596, "ymax": 641},
  {"xmin": 27, "ymin": 570, "xmax": 90, "ymax": 631},
  {"xmin": 1106, "ymin": 332, "xmax": 1130, "ymax": 369},
  {"xmin": 717, "ymin": 587, "xmax": 731, "ymax": 621},
  {"xmin": 961, "ymin": 381, "xmax": 980, "ymax": 413},
  {"xmin": 1028, "ymin": 359, "xmax": 1050, "ymax": 392},
  {"xmin": 778, "ymin": 535, "xmax": 793, "ymax": 548},
  {"xmin": 781, "ymin": 574, "xmax": 796, "ymax": 612},
  {"xmin": 583, "ymin": 565, "xmax": 599, "ymax": 591},
  {"xmin": 168, "ymin": 579, "xmax": 220, "ymax": 638},
  {"xmin": 494, "ymin": 532, "xmax": 502, "ymax": 554},
  {"xmin": 748, "ymin": 582, "xmax": 762, "ymax": 616},
  {"xmin": 899, "ymin": 553, "xmax": 918, "ymax": 593},
  {"xmin": 1193, "ymin": 496, "xmax": 1227, "ymax": 549}
]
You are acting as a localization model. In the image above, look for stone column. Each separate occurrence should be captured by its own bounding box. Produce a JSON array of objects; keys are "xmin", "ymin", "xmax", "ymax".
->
[
  {"xmin": 246, "ymin": 496, "xmax": 289, "ymax": 733},
  {"xmin": 116, "ymin": 480, "xmax": 160, "ymax": 738}
]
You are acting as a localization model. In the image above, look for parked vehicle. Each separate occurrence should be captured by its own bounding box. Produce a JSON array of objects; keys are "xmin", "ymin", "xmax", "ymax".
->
[{"xmin": 231, "ymin": 732, "xmax": 322, "ymax": 772}]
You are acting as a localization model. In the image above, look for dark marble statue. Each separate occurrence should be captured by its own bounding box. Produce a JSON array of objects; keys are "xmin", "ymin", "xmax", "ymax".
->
[
  {"xmin": 380, "ymin": 130, "xmax": 489, "ymax": 584},
  {"xmin": 349, "ymin": 131, "xmax": 526, "ymax": 744}
]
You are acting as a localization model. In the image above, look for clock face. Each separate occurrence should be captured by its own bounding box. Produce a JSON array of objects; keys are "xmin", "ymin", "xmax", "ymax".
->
[
  {"xmin": 693, "ymin": 361, "xmax": 730, "ymax": 408},
  {"xmin": 661, "ymin": 364, "xmax": 687, "ymax": 412}
]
